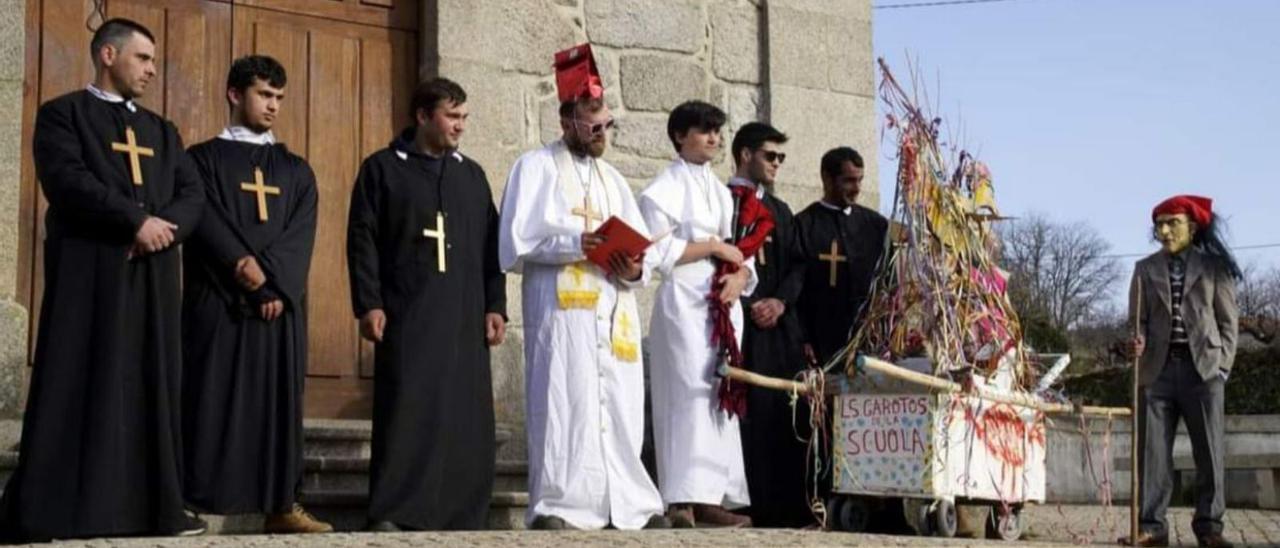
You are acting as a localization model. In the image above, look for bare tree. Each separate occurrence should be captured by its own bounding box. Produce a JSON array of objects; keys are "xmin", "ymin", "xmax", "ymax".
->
[
  {"xmin": 997, "ymin": 213, "xmax": 1123, "ymax": 331},
  {"xmin": 1238, "ymin": 263, "xmax": 1280, "ymax": 344}
]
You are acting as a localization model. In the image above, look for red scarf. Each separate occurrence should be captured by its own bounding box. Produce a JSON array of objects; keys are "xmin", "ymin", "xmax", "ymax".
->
[{"xmin": 712, "ymin": 185, "xmax": 775, "ymax": 418}]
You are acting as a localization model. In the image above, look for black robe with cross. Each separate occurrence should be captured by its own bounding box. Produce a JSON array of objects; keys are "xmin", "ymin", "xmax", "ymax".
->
[
  {"xmin": 181, "ymin": 137, "xmax": 317, "ymax": 514},
  {"xmin": 0, "ymin": 90, "xmax": 204, "ymax": 543},
  {"xmin": 346, "ymin": 130, "xmax": 506, "ymax": 530},
  {"xmin": 736, "ymin": 190, "xmax": 814, "ymax": 527},
  {"xmin": 790, "ymin": 202, "xmax": 889, "ymax": 366}
]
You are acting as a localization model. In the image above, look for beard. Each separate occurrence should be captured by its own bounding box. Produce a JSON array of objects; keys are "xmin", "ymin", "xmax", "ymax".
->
[{"xmin": 566, "ymin": 133, "xmax": 607, "ymax": 158}]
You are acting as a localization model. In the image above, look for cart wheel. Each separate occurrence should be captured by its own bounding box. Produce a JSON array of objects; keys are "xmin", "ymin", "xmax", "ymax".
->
[
  {"xmin": 932, "ymin": 499, "xmax": 958, "ymax": 538},
  {"xmin": 905, "ymin": 499, "xmax": 934, "ymax": 536},
  {"xmin": 986, "ymin": 504, "xmax": 1024, "ymax": 541},
  {"xmin": 834, "ymin": 496, "xmax": 871, "ymax": 533}
]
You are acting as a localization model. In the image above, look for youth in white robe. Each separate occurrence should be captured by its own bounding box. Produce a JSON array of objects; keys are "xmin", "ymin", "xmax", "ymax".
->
[
  {"xmin": 638, "ymin": 158, "xmax": 756, "ymax": 509},
  {"xmin": 498, "ymin": 140, "xmax": 665, "ymax": 529}
]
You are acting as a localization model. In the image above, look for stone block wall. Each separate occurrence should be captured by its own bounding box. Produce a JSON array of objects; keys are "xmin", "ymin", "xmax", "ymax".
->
[
  {"xmin": 0, "ymin": 0, "xmax": 27, "ymax": 419},
  {"xmin": 422, "ymin": 0, "xmax": 876, "ymax": 450}
]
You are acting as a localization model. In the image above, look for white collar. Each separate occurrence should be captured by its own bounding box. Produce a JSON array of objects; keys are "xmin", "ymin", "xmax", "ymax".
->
[
  {"xmin": 396, "ymin": 148, "xmax": 463, "ymax": 162},
  {"xmin": 86, "ymin": 83, "xmax": 136, "ymax": 112},
  {"xmin": 819, "ymin": 200, "xmax": 853, "ymax": 215},
  {"xmin": 217, "ymin": 126, "xmax": 276, "ymax": 145},
  {"xmin": 677, "ymin": 157, "xmax": 715, "ymax": 183},
  {"xmin": 728, "ymin": 176, "xmax": 765, "ymax": 199}
]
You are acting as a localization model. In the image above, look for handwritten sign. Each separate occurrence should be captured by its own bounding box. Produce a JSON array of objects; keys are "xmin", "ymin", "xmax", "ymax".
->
[{"xmin": 835, "ymin": 394, "xmax": 932, "ymax": 493}]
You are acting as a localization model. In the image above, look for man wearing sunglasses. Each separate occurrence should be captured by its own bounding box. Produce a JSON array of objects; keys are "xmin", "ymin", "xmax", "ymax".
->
[
  {"xmin": 498, "ymin": 44, "xmax": 668, "ymax": 531},
  {"xmin": 728, "ymin": 123, "xmax": 812, "ymax": 528}
]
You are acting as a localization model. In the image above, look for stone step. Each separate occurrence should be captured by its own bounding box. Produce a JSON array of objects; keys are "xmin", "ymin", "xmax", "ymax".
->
[
  {"xmin": 0, "ymin": 419, "xmax": 531, "ymax": 533},
  {"xmin": 301, "ymin": 456, "xmax": 528, "ymax": 493},
  {"xmin": 301, "ymin": 419, "xmax": 518, "ymax": 460}
]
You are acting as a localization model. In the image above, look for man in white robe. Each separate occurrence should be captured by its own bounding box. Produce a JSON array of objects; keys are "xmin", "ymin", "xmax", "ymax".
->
[
  {"xmin": 639, "ymin": 100, "xmax": 755, "ymax": 528},
  {"xmin": 498, "ymin": 44, "xmax": 668, "ymax": 531}
]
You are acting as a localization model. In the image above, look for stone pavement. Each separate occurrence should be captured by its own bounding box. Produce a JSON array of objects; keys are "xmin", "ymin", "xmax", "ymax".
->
[{"xmin": 24, "ymin": 505, "xmax": 1280, "ymax": 547}]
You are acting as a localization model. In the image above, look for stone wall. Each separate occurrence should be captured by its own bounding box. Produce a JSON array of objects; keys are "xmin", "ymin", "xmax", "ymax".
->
[
  {"xmin": 422, "ymin": 0, "xmax": 876, "ymax": 454},
  {"xmin": 1047, "ymin": 415, "xmax": 1280, "ymax": 508},
  {"xmin": 0, "ymin": 0, "xmax": 27, "ymax": 419}
]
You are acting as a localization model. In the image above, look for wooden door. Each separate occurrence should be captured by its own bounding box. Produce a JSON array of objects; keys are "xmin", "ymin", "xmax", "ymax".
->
[{"xmin": 19, "ymin": 0, "xmax": 419, "ymax": 418}]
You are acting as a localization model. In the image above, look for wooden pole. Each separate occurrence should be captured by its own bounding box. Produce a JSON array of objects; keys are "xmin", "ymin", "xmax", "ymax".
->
[
  {"xmin": 854, "ymin": 355, "xmax": 1130, "ymax": 417},
  {"xmin": 1130, "ymin": 277, "xmax": 1143, "ymax": 544},
  {"xmin": 720, "ymin": 365, "xmax": 812, "ymax": 394},
  {"xmin": 719, "ymin": 359, "xmax": 1130, "ymax": 418}
]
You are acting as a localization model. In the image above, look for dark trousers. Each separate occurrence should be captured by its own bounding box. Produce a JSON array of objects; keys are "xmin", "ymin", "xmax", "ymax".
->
[{"xmin": 1139, "ymin": 345, "xmax": 1226, "ymax": 538}]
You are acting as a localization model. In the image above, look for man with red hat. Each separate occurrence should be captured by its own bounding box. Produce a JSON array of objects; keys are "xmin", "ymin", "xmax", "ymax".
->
[
  {"xmin": 1123, "ymin": 195, "xmax": 1240, "ymax": 548},
  {"xmin": 498, "ymin": 43, "xmax": 669, "ymax": 530}
]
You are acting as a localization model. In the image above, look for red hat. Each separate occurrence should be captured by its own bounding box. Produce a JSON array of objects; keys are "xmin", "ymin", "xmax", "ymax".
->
[
  {"xmin": 1152, "ymin": 194, "xmax": 1213, "ymax": 226},
  {"xmin": 553, "ymin": 43, "xmax": 604, "ymax": 103}
]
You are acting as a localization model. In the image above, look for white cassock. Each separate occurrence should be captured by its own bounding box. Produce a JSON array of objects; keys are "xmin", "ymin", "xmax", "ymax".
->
[
  {"xmin": 638, "ymin": 158, "xmax": 756, "ymax": 508},
  {"xmin": 498, "ymin": 140, "xmax": 664, "ymax": 530}
]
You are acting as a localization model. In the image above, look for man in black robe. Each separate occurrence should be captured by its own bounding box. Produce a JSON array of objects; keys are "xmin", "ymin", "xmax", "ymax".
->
[
  {"xmin": 729, "ymin": 123, "xmax": 811, "ymax": 528},
  {"xmin": 346, "ymin": 77, "xmax": 507, "ymax": 531},
  {"xmin": 0, "ymin": 19, "xmax": 206, "ymax": 543},
  {"xmin": 181, "ymin": 55, "xmax": 330, "ymax": 534},
  {"xmin": 791, "ymin": 147, "xmax": 888, "ymax": 367}
]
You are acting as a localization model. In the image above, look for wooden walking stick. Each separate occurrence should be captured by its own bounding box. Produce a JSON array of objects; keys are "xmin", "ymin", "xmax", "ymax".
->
[{"xmin": 1130, "ymin": 277, "xmax": 1142, "ymax": 545}]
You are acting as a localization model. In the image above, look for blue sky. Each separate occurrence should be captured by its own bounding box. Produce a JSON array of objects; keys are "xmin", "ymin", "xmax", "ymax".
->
[{"xmin": 873, "ymin": 0, "xmax": 1280, "ymax": 289}]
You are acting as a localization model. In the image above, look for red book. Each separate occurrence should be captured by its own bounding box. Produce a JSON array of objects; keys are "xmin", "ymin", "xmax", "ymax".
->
[{"xmin": 585, "ymin": 216, "xmax": 652, "ymax": 269}]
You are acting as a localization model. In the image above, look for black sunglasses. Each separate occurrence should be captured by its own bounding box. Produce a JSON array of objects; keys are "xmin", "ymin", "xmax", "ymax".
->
[
  {"xmin": 758, "ymin": 150, "xmax": 786, "ymax": 164},
  {"xmin": 573, "ymin": 117, "xmax": 616, "ymax": 136}
]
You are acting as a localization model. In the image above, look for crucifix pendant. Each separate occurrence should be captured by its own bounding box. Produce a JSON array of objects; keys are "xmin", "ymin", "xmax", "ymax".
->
[
  {"xmin": 571, "ymin": 195, "xmax": 603, "ymax": 232},
  {"xmin": 757, "ymin": 235, "xmax": 773, "ymax": 265},
  {"xmin": 423, "ymin": 211, "xmax": 447, "ymax": 273}
]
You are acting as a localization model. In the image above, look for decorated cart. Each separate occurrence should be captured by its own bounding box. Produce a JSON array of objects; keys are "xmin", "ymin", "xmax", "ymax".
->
[{"xmin": 718, "ymin": 59, "xmax": 1129, "ymax": 540}]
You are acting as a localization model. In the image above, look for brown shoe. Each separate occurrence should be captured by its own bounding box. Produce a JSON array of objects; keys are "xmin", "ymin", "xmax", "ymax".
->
[
  {"xmin": 1196, "ymin": 533, "xmax": 1234, "ymax": 548},
  {"xmin": 1117, "ymin": 531, "xmax": 1169, "ymax": 547},
  {"xmin": 692, "ymin": 504, "xmax": 752, "ymax": 528},
  {"xmin": 666, "ymin": 504, "xmax": 695, "ymax": 528},
  {"xmin": 265, "ymin": 504, "xmax": 334, "ymax": 534}
]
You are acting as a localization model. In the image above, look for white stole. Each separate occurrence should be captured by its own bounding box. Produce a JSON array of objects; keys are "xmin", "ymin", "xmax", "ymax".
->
[{"xmin": 551, "ymin": 142, "xmax": 639, "ymax": 362}]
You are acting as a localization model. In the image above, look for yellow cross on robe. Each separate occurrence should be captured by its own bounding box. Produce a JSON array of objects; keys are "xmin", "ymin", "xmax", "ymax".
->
[
  {"xmin": 818, "ymin": 239, "xmax": 846, "ymax": 287},
  {"xmin": 239, "ymin": 167, "xmax": 282, "ymax": 223},
  {"xmin": 111, "ymin": 126, "xmax": 154, "ymax": 186}
]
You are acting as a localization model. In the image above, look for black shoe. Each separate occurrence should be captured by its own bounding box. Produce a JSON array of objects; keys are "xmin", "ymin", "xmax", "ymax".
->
[
  {"xmin": 530, "ymin": 515, "xmax": 573, "ymax": 530},
  {"xmin": 365, "ymin": 520, "xmax": 402, "ymax": 532},
  {"xmin": 176, "ymin": 513, "xmax": 208, "ymax": 537},
  {"xmin": 643, "ymin": 514, "xmax": 672, "ymax": 529},
  {"xmin": 1197, "ymin": 533, "xmax": 1234, "ymax": 548}
]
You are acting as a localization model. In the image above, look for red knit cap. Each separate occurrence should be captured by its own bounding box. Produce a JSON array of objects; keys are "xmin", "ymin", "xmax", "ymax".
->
[{"xmin": 1152, "ymin": 195, "xmax": 1212, "ymax": 226}]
